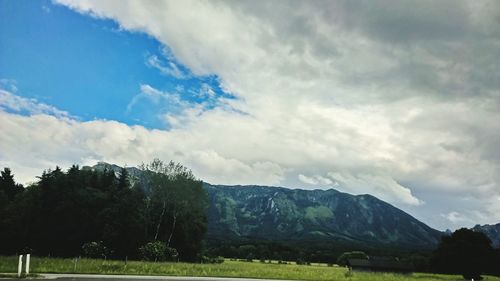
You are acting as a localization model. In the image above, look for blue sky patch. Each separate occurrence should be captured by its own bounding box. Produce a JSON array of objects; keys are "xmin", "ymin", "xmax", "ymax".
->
[{"xmin": 0, "ymin": 0, "xmax": 232, "ymax": 129}]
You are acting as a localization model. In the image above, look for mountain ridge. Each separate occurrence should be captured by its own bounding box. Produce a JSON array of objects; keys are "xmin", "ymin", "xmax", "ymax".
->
[
  {"xmin": 472, "ymin": 223, "xmax": 500, "ymax": 248},
  {"xmin": 86, "ymin": 162, "xmax": 499, "ymax": 249},
  {"xmin": 204, "ymin": 183, "xmax": 442, "ymax": 249}
]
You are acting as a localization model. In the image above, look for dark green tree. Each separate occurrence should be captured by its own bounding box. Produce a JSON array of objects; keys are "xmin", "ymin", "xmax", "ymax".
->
[
  {"xmin": 139, "ymin": 159, "xmax": 208, "ymax": 261},
  {"xmin": 336, "ymin": 251, "xmax": 369, "ymax": 266},
  {"xmin": 0, "ymin": 168, "xmax": 24, "ymax": 200},
  {"xmin": 431, "ymin": 228, "xmax": 494, "ymax": 280},
  {"xmin": 82, "ymin": 241, "xmax": 110, "ymax": 259},
  {"xmin": 117, "ymin": 167, "xmax": 130, "ymax": 190},
  {"xmin": 139, "ymin": 241, "xmax": 178, "ymax": 262}
]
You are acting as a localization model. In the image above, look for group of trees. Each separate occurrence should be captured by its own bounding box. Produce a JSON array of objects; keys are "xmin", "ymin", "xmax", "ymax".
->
[
  {"xmin": 205, "ymin": 238, "xmax": 433, "ymax": 266},
  {"xmin": 0, "ymin": 160, "xmax": 208, "ymax": 261},
  {"xmin": 431, "ymin": 228, "xmax": 500, "ymax": 280},
  {"xmin": 205, "ymin": 240, "xmax": 343, "ymax": 263}
]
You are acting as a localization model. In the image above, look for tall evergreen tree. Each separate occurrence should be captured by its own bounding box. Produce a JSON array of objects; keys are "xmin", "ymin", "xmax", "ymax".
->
[{"xmin": 0, "ymin": 167, "xmax": 24, "ymax": 200}]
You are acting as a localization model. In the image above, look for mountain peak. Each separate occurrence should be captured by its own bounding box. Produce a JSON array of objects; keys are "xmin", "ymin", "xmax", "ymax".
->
[{"xmin": 472, "ymin": 223, "xmax": 500, "ymax": 248}]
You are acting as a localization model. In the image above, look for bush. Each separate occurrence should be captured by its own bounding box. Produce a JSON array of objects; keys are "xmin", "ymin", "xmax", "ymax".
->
[
  {"xmin": 82, "ymin": 241, "xmax": 109, "ymax": 259},
  {"xmin": 214, "ymin": 256, "xmax": 225, "ymax": 264},
  {"xmin": 336, "ymin": 251, "xmax": 368, "ymax": 266},
  {"xmin": 200, "ymin": 255, "xmax": 224, "ymax": 264},
  {"xmin": 139, "ymin": 241, "xmax": 178, "ymax": 262},
  {"xmin": 165, "ymin": 246, "xmax": 179, "ymax": 261}
]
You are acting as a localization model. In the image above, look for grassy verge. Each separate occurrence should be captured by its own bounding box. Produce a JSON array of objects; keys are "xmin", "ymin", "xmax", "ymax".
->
[{"xmin": 1, "ymin": 256, "xmax": 499, "ymax": 281}]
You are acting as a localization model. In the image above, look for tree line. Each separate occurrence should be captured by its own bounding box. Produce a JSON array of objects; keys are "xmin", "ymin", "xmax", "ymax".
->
[{"xmin": 0, "ymin": 160, "xmax": 208, "ymax": 261}]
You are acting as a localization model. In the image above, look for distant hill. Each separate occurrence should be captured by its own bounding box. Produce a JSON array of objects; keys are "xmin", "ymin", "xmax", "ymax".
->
[
  {"xmin": 83, "ymin": 162, "xmax": 142, "ymax": 178},
  {"xmin": 205, "ymin": 183, "xmax": 443, "ymax": 249},
  {"xmin": 472, "ymin": 223, "xmax": 500, "ymax": 248}
]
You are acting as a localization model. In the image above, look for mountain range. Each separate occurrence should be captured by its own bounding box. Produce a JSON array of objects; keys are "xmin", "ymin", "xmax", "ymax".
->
[
  {"xmin": 205, "ymin": 183, "xmax": 442, "ymax": 249},
  {"xmin": 472, "ymin": 223, "xmax": 500, "ymax": 248},
  {"xmin": 86, "ymin": 162, "xmax": 499, "ymax": 249}
]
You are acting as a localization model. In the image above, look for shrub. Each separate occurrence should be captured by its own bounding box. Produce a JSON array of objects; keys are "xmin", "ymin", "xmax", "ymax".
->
[
  {"xmin": 200, "ymin": 255, "xmax": 224, "ymax": 264},
  {"xmin": 139, "ymin": 241, "xmax": 178, "ymax": 262},
  {"xmin": 165, "ymin": 246, "xmax": 179, "ymax": 261},
  {"xmin": 336, "ymin": 251, "xmax": 368, "ymax": 266},
  {"xmin": 82, "ymin": 241, "xmax": 109, "ymax": 259}
]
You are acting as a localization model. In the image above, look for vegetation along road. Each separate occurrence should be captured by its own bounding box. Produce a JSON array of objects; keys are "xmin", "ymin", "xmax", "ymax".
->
[{"xmin": 2, "ymin": 257, "xmax": 500, "ymax": 281}]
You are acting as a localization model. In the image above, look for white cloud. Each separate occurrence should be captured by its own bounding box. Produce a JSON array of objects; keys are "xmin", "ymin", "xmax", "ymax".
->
[
  {"xmin": 146, "ymin": 54, "xmax": 187, "ymax": 79},
  {"xmin": 298, "ymin": 174, "xmax": 334, "ymax": 186},
  {"xmin": 5, "ymin": 0, "xmax": 500, "ymax": 229},
  {"xmin": 0, "ymin": 89, "xmax": 71, "ymax": 119},
  {"xmin": 127, "ymin": 84, "xmax": 183, "ymax": 112},
  {"xmin": 196, "ymin": 83, "xmax": 216, "ymax": 99},
  {"xmin": 328, "ymin": 172, "xmax": 423, "ymax": 206},
  {"xmin": 0, "ymin": 79, "xmax": 18, "ymax": 93},
  {"xmin": 0, "ymin": 107, "xmax": 285, "ymax": 187},
  {"xmin": 440, "ymin": 209, "xmax": 495, "ymax": 229},
  {"xmin": 442, "ymin": 211, "xmax": 470, "ymax": 224}
]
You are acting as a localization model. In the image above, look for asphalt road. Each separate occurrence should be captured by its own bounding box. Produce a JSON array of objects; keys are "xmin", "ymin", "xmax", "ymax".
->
[{"xmin": 0, "ymin": 274, "xmax": 296, "ymax": 281}]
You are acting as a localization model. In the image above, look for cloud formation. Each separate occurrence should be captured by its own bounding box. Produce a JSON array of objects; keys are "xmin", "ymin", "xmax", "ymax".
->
[
  {"xmin": 2, "ymin": 0, "xmax": 500, "ymax": 229},
  {"xmin": 0, "ymin": 89, "xmax": 71, "ymax": 119},
  {"xmin": 145, "ymin": 54, "xmax": 187, "ymax": 79}
]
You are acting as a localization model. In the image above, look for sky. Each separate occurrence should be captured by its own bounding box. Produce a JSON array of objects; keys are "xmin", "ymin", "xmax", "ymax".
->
[{"xmin": 1, "ymin": 0, "xmax": 500, "ymax": 231}]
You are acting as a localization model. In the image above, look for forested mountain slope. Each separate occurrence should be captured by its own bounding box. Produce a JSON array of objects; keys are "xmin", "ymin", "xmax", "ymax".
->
[{"xmin": 205, "ymin": 183, "xmax": 442, "ymax": 248}]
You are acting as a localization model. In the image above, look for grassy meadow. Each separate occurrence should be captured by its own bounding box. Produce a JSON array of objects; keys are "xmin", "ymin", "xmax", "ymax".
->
[{"xmin": 1, "ymin": 256, "xmax": 499, "ymax": 281}]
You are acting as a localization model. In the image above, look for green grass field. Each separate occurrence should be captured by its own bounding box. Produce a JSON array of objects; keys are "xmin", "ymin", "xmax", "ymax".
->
[{"xmin": 1, "ymin": 256, "xmax": 499, "ymax": 281}]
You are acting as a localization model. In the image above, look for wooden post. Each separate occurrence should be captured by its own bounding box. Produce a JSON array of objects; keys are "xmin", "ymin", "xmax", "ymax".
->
[
  {"xmin": 17, "ymin": 255, "xmax": 23, "ymax": 277},
  {"xmin": 25, "ymin": 254, "xmax": 31, "ymax": 275}
]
